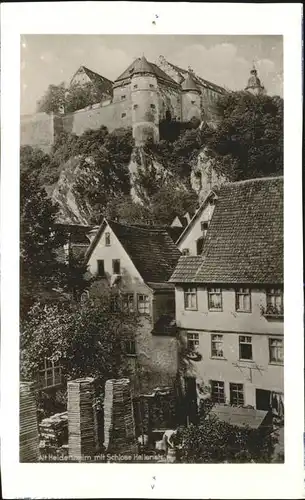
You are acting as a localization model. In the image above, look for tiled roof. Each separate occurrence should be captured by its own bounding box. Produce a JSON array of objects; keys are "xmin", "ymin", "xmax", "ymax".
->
[
  {"xmin": 71, "ymin": 66, "xmax": 113, "ymax": 96},
  {"xmin": 170, "ymin": 177, "xmax": 283, "ymax": 284},
  {"xmin": 85, "ymin": 219, "xmax": 181, "ymax": 283},
  {"xmin": 114, "ymin": 56, "xmax": 178, "ymax": 86},
  {"xmin": 182, "ymin": 73, "xmax": 200, "ymax": 92},
  {"xmin": 147, "ymin": 282, "xmax": 175, "ymax": 291},
  {"xmin": 164, "ymin": 59, "xmax": 227, "ymax": 94}
]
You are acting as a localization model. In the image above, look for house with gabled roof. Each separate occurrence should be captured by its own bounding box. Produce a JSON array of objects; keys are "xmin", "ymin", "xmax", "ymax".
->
[
  {"xmin": 69, "ymin": 65, "xmax": 113, "ymax": 101},
  {"xmin": 169, "ymin": 176, "xmax": 284, "ymax": 425},
  {"xmin": 175, "ymin": 190, "xmax": 219, "ymax": 256},
  {"xmin": 83, "ymin": 218, "xmax": 181, "ymax": 395}
]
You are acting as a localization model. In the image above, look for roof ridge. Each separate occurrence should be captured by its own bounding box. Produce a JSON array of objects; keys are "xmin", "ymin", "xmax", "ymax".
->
[
  {"xmin": 224, "ymin": 176, "xmax": 283, "ymax": 186},
  {"xmin": 108, "ymin": 219, "xmax": 170, "ymax": 234}
]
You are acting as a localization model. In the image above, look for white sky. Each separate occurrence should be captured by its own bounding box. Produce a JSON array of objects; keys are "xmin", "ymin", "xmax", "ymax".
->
[{"xmin": 20, "ymin": 34, "xmax": 283, "ymax": 115}]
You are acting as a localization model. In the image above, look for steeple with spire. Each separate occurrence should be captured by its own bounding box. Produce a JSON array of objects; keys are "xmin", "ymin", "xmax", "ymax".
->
[{"xmin": 245, "ymin": 63, "xmax": 266, "ymax": 95}]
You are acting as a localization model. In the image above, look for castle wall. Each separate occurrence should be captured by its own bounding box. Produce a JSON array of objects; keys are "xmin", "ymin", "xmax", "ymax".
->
[
  {"xmin": 61, "ymin": 100, "xmax": 132, "ymax": 136},
  {"xmin": 158, "ymin": 83, "xmax": 182, "ymax": 121},
  {"xmin": 20, "ymin": 112, "xmax": 62, "ymax": 154},
  {"xmin": 199, "ymin": 87, "xmax": 221, "ymax": 123}
]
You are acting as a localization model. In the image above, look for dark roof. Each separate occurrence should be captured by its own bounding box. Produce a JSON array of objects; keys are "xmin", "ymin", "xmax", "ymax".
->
[
  {"xmin": 114, "ymin": 56, "xmax": 178, "ymax": 86},
  {"xmin": 71, "ymin": 66, "xmax": 113, "ymax": 96},
  {"xmin": 170, "ymin": 177, "xmax": 283, "ymax": 284},
  {"xmin": 182, "ymin": 73, "xmax": 200, "ymax": 92},
  {"xmin": 147, "ymin": 282, "xmax": 175, "ymax": 291},
  {"xmin": 164, "ymin": 59, "xmax": 227, "ymax": 94},
  {"xmin": 85, "ymin": 219, "xmax": 181, "ymax": 283},
  {"xmin": 166, "ymin": 226, "xmax": 185, "ymax": 243}
]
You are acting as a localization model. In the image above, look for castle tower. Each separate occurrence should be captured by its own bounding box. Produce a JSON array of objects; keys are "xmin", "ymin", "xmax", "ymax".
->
[
  {"xmin": 181, "ymin": 72, "xmax": 202, "ymax": 124},
  {"xmin": 131, "ymin": 55, "xmax": 160, "ymax": 146},
  {"xmin": 245, "ymin": 64, "xmax": 266, "ymax": 95}
]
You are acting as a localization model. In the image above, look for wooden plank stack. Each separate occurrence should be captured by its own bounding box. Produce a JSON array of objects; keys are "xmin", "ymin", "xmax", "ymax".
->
[
  {"xmin": 68, "ymin": 377, "xmax": 96, "ymax": 461},
  {"xmin": 104, "ymin": 378, "xmax": 137, "ymax": 455},
  {"xmin": 39, "ymin": 411, "xmax": 68, "ymax": 447},
  {"xmin": 20, "ymin": 382, "xmax": 39, "ymax": 462}
]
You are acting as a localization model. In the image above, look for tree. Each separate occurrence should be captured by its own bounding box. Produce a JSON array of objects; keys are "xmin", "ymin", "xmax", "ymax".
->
[
  {"xmin": 175, "ymin": 413, "xmax": 276, "ymax": 463},
  {"xmin": 37, "ymin": 82, "xmax": 66, "ymax": 114},
  {"xmin": 20, "ymin": 295, "xmax": 139, "ymax": 393},
  {"xmin": 105, "ymin": 195, "xmax": 155, "ymax": 225},
  {"xmin": 20, "ymin": 149, "xmax": 68, "ymax": 317},
  {"xmin": 150, "ymin": 183, "xmax": 198, "ymax": 226},
  {"xmin": 208, "ymin": 91, "xmax": 283, "ymax": 180},
  {"xmin": 65, "ymin": 81, "xmax": 102, "ymax": 113},
  {"xmin": 71, "ymin": 127, "xmax": 133, "ymax": 224}
]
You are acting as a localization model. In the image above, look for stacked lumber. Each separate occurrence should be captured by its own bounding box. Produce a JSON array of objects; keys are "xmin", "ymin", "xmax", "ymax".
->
[
  {"xmin": 104, "ymin": 378, "xmax": 137, "ymax": 455},
  {"xmin": 20, "ymin": 382, "xmax": 39, "ymax": 462},
  {"xmin": 39, "ymin": 412, "xmax": 68, "ymax": 446},
  {"xmin": 68, "ymin": 377, "xmax": 96, "ymax": 461}
]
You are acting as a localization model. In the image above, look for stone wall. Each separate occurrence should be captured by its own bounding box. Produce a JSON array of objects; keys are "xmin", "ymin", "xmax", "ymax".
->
[
  {"xmin": 20, "ymin": 112, "xmax": 62, "ymax": 153},
  {"xmin": 62, "ymin": 100, "xmax": 131, "ymax": 136}
]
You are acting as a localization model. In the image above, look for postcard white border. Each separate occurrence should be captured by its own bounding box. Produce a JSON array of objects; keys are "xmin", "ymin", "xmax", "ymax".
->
[{"xmin": 1, "ymin": 2, "xmax": 303, "ymax": 499}]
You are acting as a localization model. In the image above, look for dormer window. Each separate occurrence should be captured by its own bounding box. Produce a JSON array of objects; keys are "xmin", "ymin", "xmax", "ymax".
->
[
  {"xmin": 182, "ymin": 248, "xmax": 190, "ymax": 256},
  {"xmin": 105, "ymin": 232, "xmax": 111, "ymax": 246},
  {"xmin": 121, "ymin": 95, "xmax": 126, "ymax": 100}
]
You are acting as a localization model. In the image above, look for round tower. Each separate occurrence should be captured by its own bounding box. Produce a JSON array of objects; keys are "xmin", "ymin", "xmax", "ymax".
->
[
  {"xmin": 245, "ymin": 65, "xmax": 266, "ymax": 95},
  {"xmin": 181, "ymin": 72, "xmax": 201, "ymax": 124},
  {"xmin": 131, "ymin": 56, "xmax": 160, "ymax": 145}
]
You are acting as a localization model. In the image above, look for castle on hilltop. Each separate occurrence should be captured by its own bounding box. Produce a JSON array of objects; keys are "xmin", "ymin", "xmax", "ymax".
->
[{"xmin": 20, "ymin": 55, "xmax": 265, "ymax": 153}]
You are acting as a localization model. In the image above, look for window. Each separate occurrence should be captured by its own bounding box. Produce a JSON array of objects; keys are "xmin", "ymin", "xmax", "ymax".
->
[
  {"xmin": 184, "ymin": 287, "xmax": 197, "ymax": 310},
  {"xmin": 196, "ymin": 237, "xmax": 205, "ymax": 255},
  {"xmin": 105, "ymin": 232, "xmax": 111, "ymax": 246},
  {"xmin": 191, "ymin": 100, "xmax": 195, "ymax": 105},
  {"xmin": 133, "ymin": 104, "xmax": 138, "ymax": 109},
  {"xmin": 133, "ymin": 84, "xmax": 138, "ymax": 89},
  {"xmin": 121, "ymin": 95, "xmax": 126, "ymax": 100},
  {"xmin": 137, "ymin": 294, "xmax": 150, "ymax": 314},
  {"xmin": 201, "ymin": 221, "xmax": 209, "ymax": 231},
  {"xmin": 182, "ymin": 248, "xmax": 190, "ymax": 256},
  {"xmin": 266, "ymin": 288, "xmax": 284, "ymax": 315},
  {"xmin": 121, "ymin": 112, "xmax": 126, "ymax": 118},
  {"xmin": 211, "ymin": 380, "xmax": 225, "ymax": 403},
  {"xmin": 269, "ymin": 338, "xmax": 284, "ymax": 364},
  {"xmin": 239, "ymin": 335, "xmax": 253, "ymax": 360},
  {"xmin": 230, "ymin": 383, "xmax": 244, "ymax": 406},
  {"xmin": 122, "ymin": 293, "xmax": 134, "ymax": 313},
  {"xmin": 112, "ymin": 259, "xmax": 121, "ymax": 274},
  {"xmin": 236, "ymin": 288, "xmax": 251, "ymax": 312},
  {"xmin": 187, "ymin": 333, "xmax": 199, "ymax": 352},
  {"xmin": 38, "ymin": 358, "xmax": 62, "ymax": 389},
  {"xmin": 150, "ymin": 104, "xmax": 156, "ymax": 109},
  {"xmin": 208, "ymin": 288, "xmax": 222, "ymax": 311},
  {"xmin": 125, "ymin": 340, "xmax": 136, "ymax": 356},
  {"xmin": 97, "ymin": 259, "xmax": 105, "ymax": 277},
  {"xmin": 211, "ymin": 334, "xmax": 224, "ymax": 358},
  {"xmin": 149, "ymin": 84, "xmax": 154, "ymax": 88}
]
